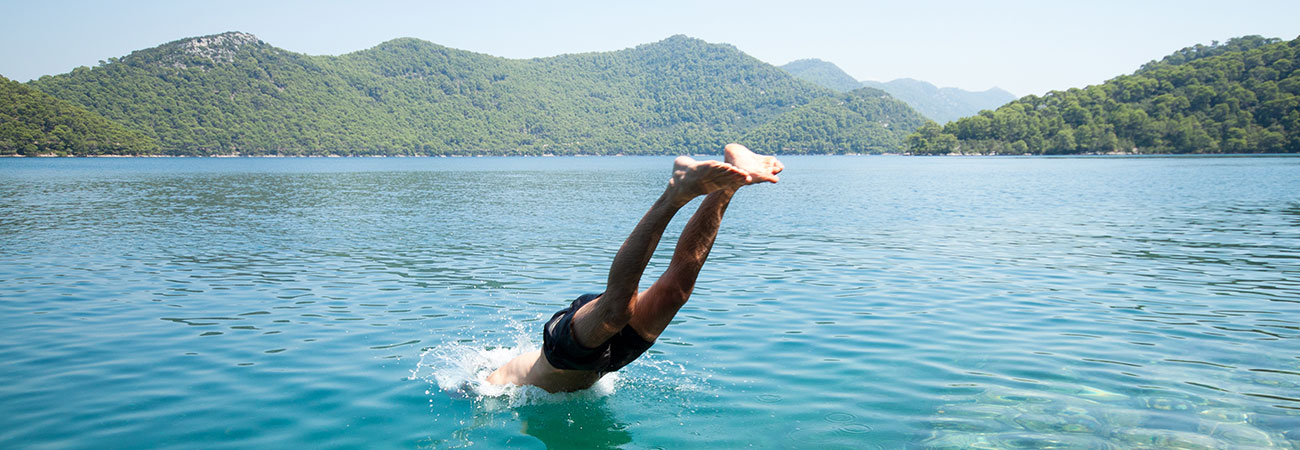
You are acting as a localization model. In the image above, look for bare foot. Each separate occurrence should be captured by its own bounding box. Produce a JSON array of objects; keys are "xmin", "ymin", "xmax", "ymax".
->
[
  {"xmin": 724, "ymin": 143, "xmax": 784, "ymax": 184},
  {"xmin": 668, "ymin": 156, "xmax": 749, "ymax": 203}
]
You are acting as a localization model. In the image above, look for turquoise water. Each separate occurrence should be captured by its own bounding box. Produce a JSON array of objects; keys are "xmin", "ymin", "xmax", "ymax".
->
[{"xmin": 1, "ymin": 155, "xmax": 1298, "ymax": 449}]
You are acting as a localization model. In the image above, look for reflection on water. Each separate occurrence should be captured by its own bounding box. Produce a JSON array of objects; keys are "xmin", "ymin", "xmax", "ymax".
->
[{"xmin": 0, "ymin": 156, "xmax": 1298, "ymax": 448}]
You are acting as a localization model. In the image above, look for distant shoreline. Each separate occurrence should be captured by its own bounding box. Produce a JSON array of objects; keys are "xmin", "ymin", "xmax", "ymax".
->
[{"xmin": 4, "ymin": 153, "xmax": 1297, "ymax": 159}]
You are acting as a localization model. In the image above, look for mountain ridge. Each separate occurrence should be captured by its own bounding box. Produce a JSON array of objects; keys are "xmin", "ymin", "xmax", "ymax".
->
[
  {"xmin": 779, "ymin": 58, "xmax": 1016, "ymax": 123},
  {"xmin": 27, "ymin": 32, "xmax": 928, "ymax": 155}
]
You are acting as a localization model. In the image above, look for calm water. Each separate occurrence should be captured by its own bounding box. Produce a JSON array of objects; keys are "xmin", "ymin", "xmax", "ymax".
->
[{"xmin": 1, "ymin": 155, "xmax": 1298, "ymax": 449}]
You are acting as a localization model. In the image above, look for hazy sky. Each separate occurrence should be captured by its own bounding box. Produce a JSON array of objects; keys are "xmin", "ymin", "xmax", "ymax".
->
[{"xmin": 2, "ymin": 0, "xmax": 1298, "ymax": 96}]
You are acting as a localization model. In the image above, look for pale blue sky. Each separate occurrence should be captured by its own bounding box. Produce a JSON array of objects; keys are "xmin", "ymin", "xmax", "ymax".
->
[{"xmin": 2, "ymin": 0, "xmax": 1298, "ymax": 96}]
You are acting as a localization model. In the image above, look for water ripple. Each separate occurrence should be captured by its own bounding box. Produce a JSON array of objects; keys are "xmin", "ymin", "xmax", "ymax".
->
[{"xmin": 1, "ymin": 156, "xmax": 1298, "ymax": 448}]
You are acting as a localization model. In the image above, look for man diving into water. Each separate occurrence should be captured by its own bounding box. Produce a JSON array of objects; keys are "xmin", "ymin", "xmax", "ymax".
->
[{"xmin": 487, "ymin": 144, "xmax": 784, "ymax": 393}]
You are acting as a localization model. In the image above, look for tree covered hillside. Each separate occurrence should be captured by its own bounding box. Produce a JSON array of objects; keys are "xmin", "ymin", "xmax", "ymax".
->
[
  {"xmin": 1, "ymin": 75, "xmax": 155, "ymax": 155},
  {"xmin": 780, "ymin": 59, "xmax": 863, "ymax": 92},
  {"xmin": 908, "ymin": 35, "xmax": 1300, "ymax": 155},
  {"xmin": 742, "ymin": 87, "xmax": 928, "ymax": 154},
  {"xmin": 30, "ymin": 32, "xmax": 886, "ymax": 156}
]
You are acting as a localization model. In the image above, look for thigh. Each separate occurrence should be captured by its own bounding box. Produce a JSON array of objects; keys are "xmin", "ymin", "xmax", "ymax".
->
[{"xmin": 626, "ymin": 282, "xmax": 690, "ymax": 341}]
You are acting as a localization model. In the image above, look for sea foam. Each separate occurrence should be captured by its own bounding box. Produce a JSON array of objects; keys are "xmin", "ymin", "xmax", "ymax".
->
[{"xmin": 408, "ymin": 322, "xmax": 618, "ymax": 409}]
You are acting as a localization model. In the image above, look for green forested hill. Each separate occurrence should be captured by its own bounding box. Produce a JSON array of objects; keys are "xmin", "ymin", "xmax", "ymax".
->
[
  {"xmin": 31, "ymin": 32, "xmax": 913, "ymax": 156},
  {"xmin": 0, "ymin": 75, "xmax": 155, "ymax": 155},
  {"xmin": 326, "ymin": 35, "xmax": 832, "ymax": 154},
  {"xmin": 30, "ymin": 33, "xmax": 386, "ymax": 155},
  {"xmin": 780, "ymin": 59, "xmax": 863, "ymax": 92},
  {"xmin": 908, "ymin": 35, "xmax": 1300, "ymax": 155},
  {"xmin": 780, "ymin": 58, "xmax": 1015, "ymax": 123},
  {"xmin": 742, "ymin": 87, "xmax": 929, "ymax": 154}
]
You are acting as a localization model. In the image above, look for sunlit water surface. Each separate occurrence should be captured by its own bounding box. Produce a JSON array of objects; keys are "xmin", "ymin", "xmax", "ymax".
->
[{"xmin": 1, "ymin": 156, "xmax": 1298, "ymax": 449}]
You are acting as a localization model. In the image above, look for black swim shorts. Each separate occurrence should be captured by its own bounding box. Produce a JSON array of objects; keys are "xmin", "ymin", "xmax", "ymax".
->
[{"xmin": 541, "ymin": 293, "xmax": 655, "ymax": 372}]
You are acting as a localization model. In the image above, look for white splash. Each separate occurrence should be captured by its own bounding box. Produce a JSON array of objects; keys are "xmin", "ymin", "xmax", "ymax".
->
[{"xmin": 409, "ymin": 324, "xmax": 618, "ymax": 409}]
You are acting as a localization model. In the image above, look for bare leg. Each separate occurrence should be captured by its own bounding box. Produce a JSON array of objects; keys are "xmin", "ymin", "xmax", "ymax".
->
[
  {"xmin": 628, "ymin": 187, "xmax": 735, "ymax": 340},
  {"xmin": 628, "ymin": 143, "xmax": 783, "ymax": 340},
  {"xmin": 568, "ymin": 156, "xmax": 749, "ymax": 348},
  {"xmin": 487, "ymin": 156, "xmax": 748, "ymax": 391},
  {"xmin": 487, "ymin": 145, "xmax": 781, "ymax": 392}
]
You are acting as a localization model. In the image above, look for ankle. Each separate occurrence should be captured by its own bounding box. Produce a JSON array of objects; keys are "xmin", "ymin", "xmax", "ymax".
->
[{"xmin": 657, "ymin": 189, "xmax": 694, "ymax": 210}]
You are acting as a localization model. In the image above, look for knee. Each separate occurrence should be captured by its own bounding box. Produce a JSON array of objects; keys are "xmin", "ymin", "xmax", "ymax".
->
[
  {"xmin": 594, "ymin": 293, "xmax": 634, "ymax": 325},
  {"xmin": 648, "ymin": 282, "xmax": 692, "ymax": 307},
  {"xmin": 604, "ymin": 310, "xmax": 633, "ymax": 329}
]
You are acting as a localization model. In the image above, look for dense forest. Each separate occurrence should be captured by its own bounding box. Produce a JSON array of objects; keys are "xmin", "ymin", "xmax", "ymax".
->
[
  {"xmin": 780, "ymin": 59, "xmax": 863, "ymax": 92},
  {"xmin": 21, "ymin": 32, "xmax": 924, "ymax": 156},
  {"xmin": 741, "ymin": 87, "xmax": 928, "ymax": 153},
  {"xmin": 908, "ymin": 35, "xmax": 1300, "ymax": 155},
  {"xmin": 0, "ymin": 75, "xmax": 155, "ymax": 155},
  {"xmin": 12, "ymin": 32, "xmax": 1299, "ymax": 156},
  {"xmin": 780, "ymin": 59, "xmax": 1015, "ymax": 123}
]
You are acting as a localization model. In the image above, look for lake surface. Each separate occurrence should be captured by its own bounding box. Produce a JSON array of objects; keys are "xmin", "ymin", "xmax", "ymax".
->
[{"xmin": 1, "ymin": 155, "xmax": 1298, "ymax": 449}]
